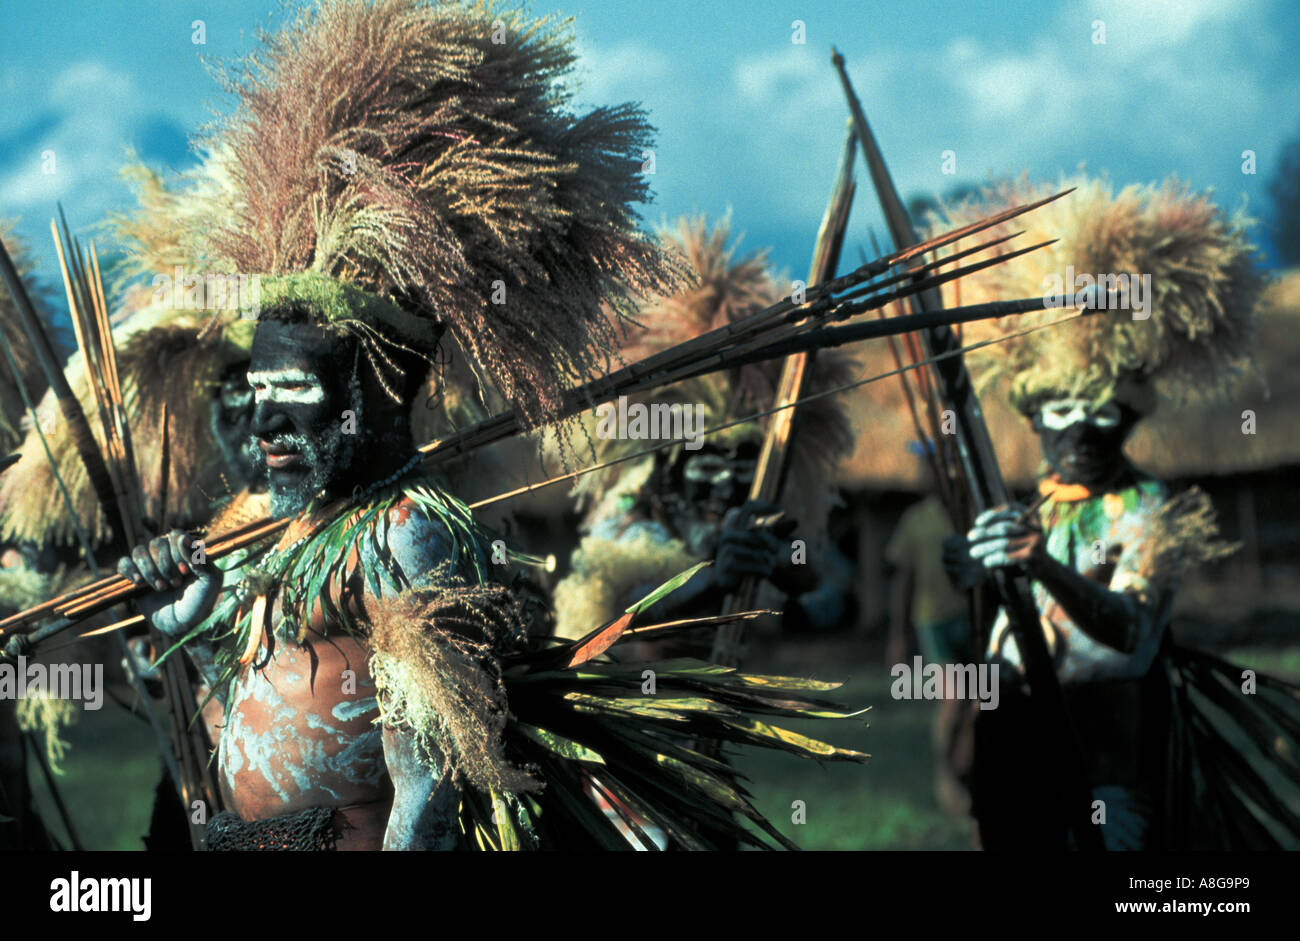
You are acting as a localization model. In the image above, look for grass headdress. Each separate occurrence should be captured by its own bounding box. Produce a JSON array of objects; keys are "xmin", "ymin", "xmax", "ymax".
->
[{"xmin": 930, "ymin": 175, "xmax": 1264, "ymax": 416}]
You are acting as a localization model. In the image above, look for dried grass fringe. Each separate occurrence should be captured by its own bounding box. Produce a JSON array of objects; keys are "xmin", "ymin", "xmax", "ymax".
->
[
  {"xmin": 366, "ymin": 566, "xmax": 538, "ymax": 795},
  {"xmin": 552, "ymin": 529, "xmax": 697, "ymax": 639},
  {"xmin": 16, "ymin": 696, "xmax": 76, "ymax": 776},
  {"xmin": 1137, "ymin": 487, "xmax": 1239, "ymax": 588}
]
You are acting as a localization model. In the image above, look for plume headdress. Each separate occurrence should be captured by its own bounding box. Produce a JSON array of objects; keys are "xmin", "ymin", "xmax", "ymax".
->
[
  {"xmin": 148, "ymin": 0, "xmax": 685, "ymax": 433},
  {"xmin": 573, "ymin": 214, "xmax": 855, "ymax": 520},
  {"xmin": 930, "ymin": 174, "xmax": 1265, "ymax": 416}
]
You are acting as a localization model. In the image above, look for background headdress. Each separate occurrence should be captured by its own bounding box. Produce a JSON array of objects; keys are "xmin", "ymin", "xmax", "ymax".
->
[
  {"xmin": 0, "ymin": 304, "xmax": 252, "ymax": 549},
  {"xmin": 134, "ymin": 0, "xmax": 686, "ymax": 432},
  {"xmin": 571, "ymin": 214, "xmax": 855, "ymax": 521},
  {"xmin": 0, "ymin": 225, "xmax": 52, "ymax": 454},
  {"xmin": 928, "ymin": 174, "xmax": 1265, "ymax": 416}
]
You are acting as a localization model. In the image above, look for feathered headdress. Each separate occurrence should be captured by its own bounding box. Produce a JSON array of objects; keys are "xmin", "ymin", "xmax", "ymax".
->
[
  {"xmin": 0, "ymin": 225, "xmax": 51, "ymax": 453},
  {"xmin": 573, "ymin": 214, "xmax": 854, "ymax": 518},
  {"xmin": 0, "ymin": 305, "xmax": 253, "ymax": 548},
  {"xmin": 930, "ymin": 175, "xmax": 1265, "ymax": 415},
  {"xmin": 128, "ymin": 0, "xmax": 685, "ymax": 432}
]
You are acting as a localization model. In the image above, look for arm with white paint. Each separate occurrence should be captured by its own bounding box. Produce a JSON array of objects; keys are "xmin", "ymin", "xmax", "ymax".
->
[
  {"xmin": 967, "ymin": 504, "xmax": 1165, "ymax": 657},
  {"xmin": 369, "ymin": 504, "xmax": 483, "ymax": 850}
]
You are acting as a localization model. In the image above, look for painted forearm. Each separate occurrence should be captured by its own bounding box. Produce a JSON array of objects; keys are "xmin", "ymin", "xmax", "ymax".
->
[
  {"xmin": 1027, "ymin": 554, "xmax": 1148, "ymax": 653},
  {"xmin": 381, "ymin": 725, "xmax": 460, "ymax": 851}
]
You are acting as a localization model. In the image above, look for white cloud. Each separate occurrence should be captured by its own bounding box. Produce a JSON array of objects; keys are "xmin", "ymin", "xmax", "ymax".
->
[
  {"xmin": 1089, "ymin": 0, "xmax": 1251, "ymax": 51},
  {"xmin": 572, "ymin": 39, "xmax": 672, "ymax": 106},
  {"xmin": 0, "ymin": 61, "xmax": 148, "ymax": 215},
  {"xmin": 48, "ymin": 61, "xmax": 137, "ymax": 105},
  {"xmin": 733, "ymin": 44, "xmax": 823, "ymax": 104}
]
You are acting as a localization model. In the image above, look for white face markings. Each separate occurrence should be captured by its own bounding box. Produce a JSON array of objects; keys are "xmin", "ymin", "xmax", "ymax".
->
[
  {"xmin": 247, "ymin": 367, "xmax": 327, "ymax": 406},
  {"xmin": 1039, "ymin": 397, "xmax": 1121, "ymax": 431}
]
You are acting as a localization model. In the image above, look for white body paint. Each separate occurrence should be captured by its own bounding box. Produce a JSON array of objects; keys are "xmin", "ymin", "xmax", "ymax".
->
[{"xmin": 248, "ymin": 367, "xmax": 327, "ymax": 405}]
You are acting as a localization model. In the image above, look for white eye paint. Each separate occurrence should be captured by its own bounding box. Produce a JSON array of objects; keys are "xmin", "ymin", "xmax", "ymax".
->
[
  {"xmin": 1089, "ymin": 404, "xmax": 1121, "ymax": 428},
  {"xmin": 1040, "ymin": 400, "xmax": 1089, "ymax": 431},
  {"xmin": 1039, "ymin": 398, "xmax": 1121, "ymax": 431},
  {"xmin": 246, "ymin": 368, "xmax": 327, "ymax": 405}
]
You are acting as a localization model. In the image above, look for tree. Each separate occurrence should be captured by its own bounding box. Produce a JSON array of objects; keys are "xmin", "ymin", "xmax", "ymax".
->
[{"xmin": 1267, "ymin": 129, "xmax": 1300, "ymax": 267}]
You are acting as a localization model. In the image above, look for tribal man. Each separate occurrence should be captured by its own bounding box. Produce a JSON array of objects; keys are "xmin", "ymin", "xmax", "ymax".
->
[
  {"xmin": 937, "ymin": 176, "xmax": 1266, "ymax": 850},
  {"xmin": 555, "ymin": 216, "xmax": 857, "ymax": 655},
  {"xmin": 119, "ymin": 278, "xmax": 489, "ymax": 849},
  {"xmin": 107, "ymin": 1, "xmax": 869, "ymax": 851}
]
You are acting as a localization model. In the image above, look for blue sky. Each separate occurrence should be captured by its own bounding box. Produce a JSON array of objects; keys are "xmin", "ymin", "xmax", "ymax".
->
[{"xmin": 2, "ymin": 0, "xmax": 1298, "ymax": 300}]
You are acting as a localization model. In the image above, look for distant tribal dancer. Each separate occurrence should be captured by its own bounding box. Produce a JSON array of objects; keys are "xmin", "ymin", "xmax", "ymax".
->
[
  {"xmin": 555, "ymin": 215, "xmax": 857, "ymax": 655},
  {"xmin": 940, "ymin": 176, "xmax": 1297, "ymax": 850}
]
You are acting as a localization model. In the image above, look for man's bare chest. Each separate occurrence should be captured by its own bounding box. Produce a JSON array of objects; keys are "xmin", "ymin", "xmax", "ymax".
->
[{"xmin": 219, "ymin": 611, "xmax": 387, "ymax": 818}]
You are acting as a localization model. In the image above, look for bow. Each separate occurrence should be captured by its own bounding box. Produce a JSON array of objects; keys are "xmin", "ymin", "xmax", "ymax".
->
[
  {"xmin": 832, "ymin": 47, "xmax": 1103, "ymax": 850},
  {"xmin": 710, "ymin": 121, "xmax": 858, "ymax": 668}
]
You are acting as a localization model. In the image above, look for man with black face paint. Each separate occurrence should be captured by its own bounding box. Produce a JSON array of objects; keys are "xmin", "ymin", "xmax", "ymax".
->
[
  {"xmin": 210, "ymin": 361, "xmax": 262, "ymax": 494},
  {"xmin": 953, "ymin": 387, "xmax": 1181, "ymax": 852},
  {"xmin": 117, "ymin": 281, "xmax": 480, "ymax": 850},
  {"xmin": 247, "ymin": 314, "xmax": 370, "ymax": 519},
  {"xmin": 921, "ymin": 170, "xmax": 1281, "ymax": 851}
]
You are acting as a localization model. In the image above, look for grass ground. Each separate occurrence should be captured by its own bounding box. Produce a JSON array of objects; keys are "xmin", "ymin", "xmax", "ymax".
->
[
  {"xmin": 26, "ymin": 636, "xmax": 1299, "ymax": 851},
  {"xmin": 732, "ymin": 645, "xmax": 970, "ymax": 850},
  {"xmin": 28, "ymin": 696, "xmax": 158, "ymax": 851}
]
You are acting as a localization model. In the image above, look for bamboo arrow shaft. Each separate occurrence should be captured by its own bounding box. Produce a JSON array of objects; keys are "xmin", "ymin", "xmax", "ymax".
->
[
  {"xmin": 711, "ymin": 121, "xmax": 858, "ymax": 669},
  {"xmin": 0, "ymin": 236, "xmax": 125, "ymax": 549}
]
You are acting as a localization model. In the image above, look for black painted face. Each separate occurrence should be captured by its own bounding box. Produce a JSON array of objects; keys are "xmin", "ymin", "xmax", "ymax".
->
[
  {"xmin": 248, "ymin": 321, "xmax": 361, "ymax": 518},
  {"xmin": 679, "ymin": 442, "xmax": 758, "ymax": 518},
  {"xmin": 211, "ymin": 361, "xmax": 260, "ymax": 488},
  {"xmin": 1032, "ymin": 398, "xmax": 1138, "ymax": 486}
]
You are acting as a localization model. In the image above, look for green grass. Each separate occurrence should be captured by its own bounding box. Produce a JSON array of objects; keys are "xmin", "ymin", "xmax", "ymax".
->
[
  {"xmin": 27, "ymin": 643, "xmax": 1300, "ymax": 850},
  {"xmin": 27, "ymin": 698, "xmax": 159, "ymax": 851},
  {"xmin": 731, "ymin": 665, "xmax": 972, "ymax": 850}
]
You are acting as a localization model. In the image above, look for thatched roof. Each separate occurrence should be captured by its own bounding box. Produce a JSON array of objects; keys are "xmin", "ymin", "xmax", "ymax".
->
[{"xmin": 837, "ymin": 268, "xmax": 1300, "ymax": 490}]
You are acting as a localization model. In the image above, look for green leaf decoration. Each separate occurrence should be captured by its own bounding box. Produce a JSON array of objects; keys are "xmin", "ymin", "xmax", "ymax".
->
[
  {"xmin": 626, "ymin": 561, "xmax": 710, "ymax": 615},
  {"xmin": 516, "ymin": 723, "xmax": 606, "ymax": 765}
]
